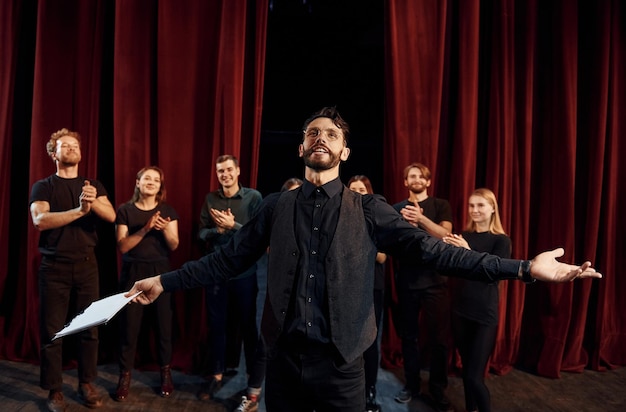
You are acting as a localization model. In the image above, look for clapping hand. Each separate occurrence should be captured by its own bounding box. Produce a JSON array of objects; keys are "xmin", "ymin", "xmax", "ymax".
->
[
  {"xmin": 210, "ymin": 208, "xmax": 235, "ymax": 233},
  {"xmin": 442, "ymin": 233, "xmax": 471, "ymax": 250}
]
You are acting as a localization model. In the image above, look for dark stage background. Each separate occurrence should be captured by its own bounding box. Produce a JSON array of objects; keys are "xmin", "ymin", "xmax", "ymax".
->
[
  {"xmin": 257, "ymin": 0, "xmax": 385, "ymax": 195},
  {"xmin": 1, "ymin": 0, "xmax": 624, "ymax": 382}
]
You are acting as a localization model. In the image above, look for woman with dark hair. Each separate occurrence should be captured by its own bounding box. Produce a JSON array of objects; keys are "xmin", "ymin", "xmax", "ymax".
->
[
  {"xmin": 114, "ymin": 166, "xmax": 180, "ymax": 401},
  {"xmin": 280, "ymin": 177, "xmax": 303, "ymax": 192},
  {"xmin": 348, "ymin": 174, "xmax": 387, "ymax": 412}
]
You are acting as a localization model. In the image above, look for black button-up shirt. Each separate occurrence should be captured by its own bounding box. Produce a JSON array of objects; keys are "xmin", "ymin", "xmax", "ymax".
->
[{"xmin": 286, "ymin": 178, "xmax": 343, "ymax": 344}]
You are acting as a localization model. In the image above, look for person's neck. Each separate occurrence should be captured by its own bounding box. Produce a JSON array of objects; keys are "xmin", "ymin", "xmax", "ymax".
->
[
  {"xmin": 135, "ymin": 196, "xmax": 158, "ymax": 210},
  {"xmin": 475, "ymin": 222, "xmax": 490, "ymax": 233},
  {"xmin": 304, "ymin": 167, "xmax": 339, "ymax": 186},
  {"xmin": 55, "ymin": 163, "xmax": 79, "ymax": 179},
  {"xmin": 408, "ymin": 191, "xmax": 428, "ymax": 203},
  {"xmin": 222, "ymin": 183, "xmax": 240, "ymax": 198}
]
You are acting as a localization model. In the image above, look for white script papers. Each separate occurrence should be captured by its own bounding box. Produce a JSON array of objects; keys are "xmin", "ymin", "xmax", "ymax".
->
[{"xmin": 53, "ymin": 291, "xmax": 142, "ymax": 340}]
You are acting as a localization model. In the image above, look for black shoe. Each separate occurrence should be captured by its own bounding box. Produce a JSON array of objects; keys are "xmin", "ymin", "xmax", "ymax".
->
[
  {"xmin": 365, "ymin": 385, "xmax": 381, "ymax": 412},
  {"xmin": 365, "ymin": 399, "xmax": 381, "ymax": 412},
  {"xmin": 197, "ymin": 376, "xmax": 222, "ymax": 401},
  {"xmin": 78, "ymin": 383, "xmax": 103, "ymax": 409},
  {"xmin": 46, "ymin": 390, "xmax": 67, "ymax": 412}
]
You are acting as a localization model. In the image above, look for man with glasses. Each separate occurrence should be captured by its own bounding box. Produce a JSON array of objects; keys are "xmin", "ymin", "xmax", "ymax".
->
[{"xmin": 126, "ymin": 107, "xmax": 600, "ymax": 412}]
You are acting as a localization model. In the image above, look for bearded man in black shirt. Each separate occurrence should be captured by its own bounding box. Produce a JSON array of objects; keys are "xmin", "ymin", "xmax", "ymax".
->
[{"xmin": 125, "ymin": 107, "xmax": 600, "ymax": 412}]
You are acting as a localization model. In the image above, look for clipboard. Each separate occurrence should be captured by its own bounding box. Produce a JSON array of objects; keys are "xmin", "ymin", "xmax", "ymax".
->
[{"xmin": 52, "ymin": 291, "xmax": 142, "ymax": 340}]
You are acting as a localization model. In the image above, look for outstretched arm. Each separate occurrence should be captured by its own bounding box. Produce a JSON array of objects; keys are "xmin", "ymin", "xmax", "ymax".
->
[{"xmin": 529, "ymin": 248, "xmax": 601, "ymax": 282}]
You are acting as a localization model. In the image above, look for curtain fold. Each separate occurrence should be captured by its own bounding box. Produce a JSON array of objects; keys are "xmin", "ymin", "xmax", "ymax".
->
[
  {"xmin": 0, "ymin": 0, "xmax": 35, "ymax": 362},
  {"xmin": 594, "ymin": 0, "xmax": 626, "ymax": 369},
  {"xmin": 486, "ymin": 0, "xmax": 528, "ymax": 375},
  {"xmin": 382, "ymin": 0, "xmax": 451, "ymax": 370}
]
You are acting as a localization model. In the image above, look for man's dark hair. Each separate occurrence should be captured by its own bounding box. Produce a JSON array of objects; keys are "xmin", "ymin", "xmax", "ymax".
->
[
  {"xmin": 215, "ymin": 154, "xmax": 239, "ymax": 167},
  {"xmin": 302, "ymin": 106, "xmax": 350, "ymax": 144}
]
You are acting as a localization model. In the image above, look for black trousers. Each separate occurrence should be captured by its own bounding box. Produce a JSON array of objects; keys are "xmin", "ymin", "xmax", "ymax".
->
[
  {"xmin": 397, "ymin": 283, "xmax": 451, "ymax": 398},
  {"xmin": 452, "ymin": 313, "xmax": 497, "ymax": 412},
  {"xmin": 118, "ymin": 260, "xmax": 173, "ymax": 371},
  {"xmin": 205, "ymin": 271, "xmax": 258, "ymax": 375},
  {"xmin": 117, "ymin": 292, "xmax": 173, "ymax": 370},
  {"xmin": 265, "ymin": 341, "xmax": 365, "ymax": 412},
  {"xmin": 38, "ymin": 255, "xmax": 99, "ymax": 391}
]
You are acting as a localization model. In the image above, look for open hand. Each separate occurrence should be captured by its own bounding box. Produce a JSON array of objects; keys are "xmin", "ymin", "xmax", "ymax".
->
[{"xmin": 530, "ymin": 248, "xmax": 602, "ymax": 282}]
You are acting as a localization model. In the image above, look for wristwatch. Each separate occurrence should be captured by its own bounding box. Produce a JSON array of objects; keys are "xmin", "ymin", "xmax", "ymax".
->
[{"xmin": 518, "ymin": 260, "xmax": 536, "ymax": 283}]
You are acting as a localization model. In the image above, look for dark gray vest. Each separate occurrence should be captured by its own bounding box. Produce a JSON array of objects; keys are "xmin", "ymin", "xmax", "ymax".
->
[{"xmin": 263, "ymin": 186, "xmax": 378, "ymax": 363}]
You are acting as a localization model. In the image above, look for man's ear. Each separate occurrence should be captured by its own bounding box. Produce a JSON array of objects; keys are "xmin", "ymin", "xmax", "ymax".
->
[
  {"xmin": 340, "ymin": 147, "xmax": 350, "ymax": 161},
  {"xmin": 298, "ymin": 144, "xmax": 304, "ymax": 158}
]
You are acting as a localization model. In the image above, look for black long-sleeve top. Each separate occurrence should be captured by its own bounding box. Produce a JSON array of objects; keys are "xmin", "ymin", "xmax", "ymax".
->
[{"xmin": 451, "ymin": 231, "xmax": 512, "ymax": 326}]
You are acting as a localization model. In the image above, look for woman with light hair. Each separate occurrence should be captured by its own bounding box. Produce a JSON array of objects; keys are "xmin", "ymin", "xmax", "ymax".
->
[{"xmin": 443, "ymin": 188, "xmax": 510, "ymax": 412}]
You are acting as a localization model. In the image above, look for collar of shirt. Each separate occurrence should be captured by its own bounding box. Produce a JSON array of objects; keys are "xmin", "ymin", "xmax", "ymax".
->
[
  {"xmin": 217, "ymin": 184, "xmax": 243, "ymax": 199},
  {"xmin": 301, "ymin": 177, "xmax": 343, "ymax": 199}
]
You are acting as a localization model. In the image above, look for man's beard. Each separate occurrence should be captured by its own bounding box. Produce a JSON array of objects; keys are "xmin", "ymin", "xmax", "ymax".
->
[
  {"xmin": 408, "ymin": 183, "xmax": 426, "ymax": 195},
  {"xmin": 302, "ymin": 146, "xmax": 342, "ymax": 171},
  {"xmin": 58, "ymin": 153, "xmax": 80, "ymax": 166}
]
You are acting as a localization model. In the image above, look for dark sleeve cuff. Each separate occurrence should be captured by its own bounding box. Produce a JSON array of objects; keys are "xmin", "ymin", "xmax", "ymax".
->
[
  {"xmin": 159, "ymin": 271, "xmax": 181, "ymax": 292},
  {"xmin": 497, "ymin": 259, "xmax": 534, "ymax": 283},
  {"xmin": 496, "ymin": 258, "xmax": 525, "ymax": 280}
]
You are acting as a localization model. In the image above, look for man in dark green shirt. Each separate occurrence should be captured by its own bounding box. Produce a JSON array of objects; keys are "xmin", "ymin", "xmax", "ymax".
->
[{"xmin": 196, "ymin": 154, "xmax": 263, "ymax": 403}]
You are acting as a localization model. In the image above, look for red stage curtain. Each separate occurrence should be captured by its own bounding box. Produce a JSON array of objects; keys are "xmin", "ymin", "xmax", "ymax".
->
[
  {"xmin": 0, "ymin": 0, "xmax": 40, "ymax": 363},
  {"xmin": 1, "ymin": 0, "xmax": 624, "ymax": 379},
  {"xmin": 383, "ymin": 0, "xmax": 626, "ymax": 377}
]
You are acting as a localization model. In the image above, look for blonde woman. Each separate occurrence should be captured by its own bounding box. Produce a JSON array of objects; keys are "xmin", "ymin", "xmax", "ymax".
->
[{"xmin": 443, "ymin": 188, "xmax": 510, "ymax": 412}]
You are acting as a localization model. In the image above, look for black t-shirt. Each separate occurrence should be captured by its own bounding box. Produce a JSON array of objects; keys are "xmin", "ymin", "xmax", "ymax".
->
[
  {"xmin": 392, "ymin": 196, "xmax": 453, "ymax": 289},
  {"xmin": 30, "ymin": 175, "xmax": 108, "ymax": 260},
  {"xmin": 116, "ymin": 202, "xmax": 179, "ymax": 263}
]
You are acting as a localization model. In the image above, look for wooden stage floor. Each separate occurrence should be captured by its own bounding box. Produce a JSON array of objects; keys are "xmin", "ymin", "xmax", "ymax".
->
[{"xmin": 1, "ymin": 357, "xmax": 624, "ymax": 411}]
